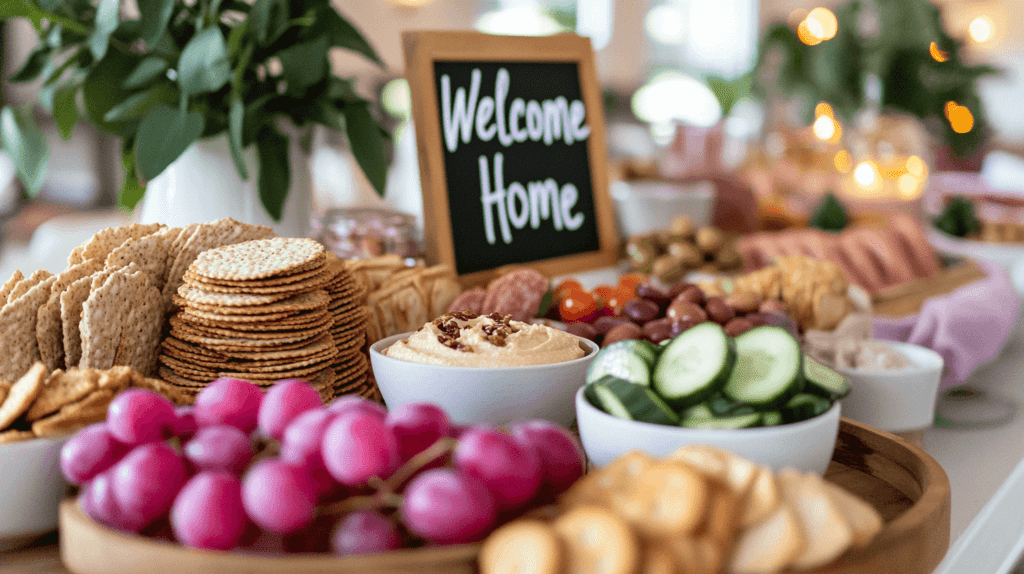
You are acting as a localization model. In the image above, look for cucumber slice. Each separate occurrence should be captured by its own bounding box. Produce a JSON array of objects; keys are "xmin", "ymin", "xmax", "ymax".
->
[
  {"xmin": 781, "ymin": 393, "xmax": 833, "ymax": 423},
  {"xmin": 707, "ymin": 393, "xmax": 757, "ymax": 417},
  {"xmin": 586, "ymin": 344, "xmax": 652, "ymax": 386},
  {"xmin": 723, "ymin": 326, "xmax": 803, "ymax": 406},
  {"xmin": 803, "ymin": 355, "xmax": 851, "ymax": 400},
  {"xmin": 588, "ymin": 378, "xmax": 680, "ymax": 425},
  {"xmin": 680, "ymin": 402, "xmax": 715, "ymax": 425},
  {"xmin": 682, "ymin": 412, "xmax": 763, "ymax": 429},
  {"xmin": 652, "ymin": 322, "xmax": 736, "ymax": 408},
  {"xmin": 761, "ymin": 411, "xmax": 784, "ymax": 427}
]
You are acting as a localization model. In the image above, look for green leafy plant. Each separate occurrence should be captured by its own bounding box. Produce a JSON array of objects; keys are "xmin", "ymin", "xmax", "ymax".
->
[
  {"xmin": 1, "ymin": 0, "xmax": 389, "ymax": 220},
  {"xmin": 754, "ymin": 0, "xmax": 998, "ymax": 157}
]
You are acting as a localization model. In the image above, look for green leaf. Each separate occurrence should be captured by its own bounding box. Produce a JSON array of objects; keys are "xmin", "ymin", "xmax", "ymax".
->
[
  {"xmin": 343, "ymin": 102, "xmax": 388, "ymax": 196},
  {"xmin": 250, "ymin": 0, "xmax": 289, "ymax": 45},
  {"xmin": 124, "ymin": 57, "xmax": 168, "ymax": 89},
  {"xmin": 89, "ymin": 0, "xmax": 120, "ymax": 60},
  {"xmin": 226, "ymin": 20, "xmax": 250, "ymax": 57},
  {"xmin": 314, "ymin": 8, "xmax": 381, "ymax": 65},
  {"xmin": 256, "ymin": 127, "xmax": 289, "ymax": 221},
  {"xmin": 9, "ymin": 45, "xmax": 52, "ymax": 83},
  {"xmin": 138, "ymin": 0, "xmax": 175, "ymax": 45},
  {"xmin": 119, "ymin": 142, "xmax": 147, "ymax": 210},
  {"xmin": 53, "ymin": 87, "xmax": 79, "ymax": 139},
  {"xmin": 83, "ymin": 51, "xmax": 142, "ymax": 136},
  {"xmin": 45, "ymin": 24, "xmax": 63, "ymax": 48},
  {"xmin": 103, "ymin": 83, "xmax": 177, "ymax": 123},
  {"xmin": 177, "ymin": 27, "xmax": 231, "ymax": 96},
  {"xmin": 0, "ymin": 106, "xmax": 50, "ymax": 195},
  {"xmin": 277, "ymin": 36, "xmax": 328, "ymax": 95},
  {"xmin": 134, "ymin": 104, "xmax": 206, "ymax": 181},
  {"xmin": 0, "ymin": 1, "xmax": 92, "ymax": 36},
  {"xmin": 228, "ymin": 96, "xmax": 248, "ymax": 180},
  {"xmin": 43, "ymin": 48, "xmax": 83, "ymax": 87}
]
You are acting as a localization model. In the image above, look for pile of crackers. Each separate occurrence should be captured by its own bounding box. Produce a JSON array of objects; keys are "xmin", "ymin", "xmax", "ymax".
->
[
  {"xmin": 158, "ymin": 238, "xmax": 371, "ymax": 405},
  {"xmin": 348, "ymin": 255, "xmax": 463, "ymax": 345},
  {"xmin": 0, "ymin": 219, "xmax": 276, "ymax": 387},
  {"xmin": 0, "ymin": 362, "xmax": 145, "ymax": 443}
]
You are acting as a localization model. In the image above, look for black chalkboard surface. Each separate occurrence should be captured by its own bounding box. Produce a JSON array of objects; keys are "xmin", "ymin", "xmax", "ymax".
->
[{"xmin": 404, "ymin": 32, "xmax": 618, "ymax": 285}]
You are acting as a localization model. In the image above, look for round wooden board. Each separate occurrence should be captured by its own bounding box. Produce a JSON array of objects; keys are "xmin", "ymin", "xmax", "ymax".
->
[{"xmin": 58, "ymin": 418, "xmax": 949, "ymax": 574}]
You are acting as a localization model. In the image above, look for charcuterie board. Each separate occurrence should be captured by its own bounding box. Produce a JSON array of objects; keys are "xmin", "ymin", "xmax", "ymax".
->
[{"xmin": 57, "ymin": 418, "xmax": 948, "ymax": 574}]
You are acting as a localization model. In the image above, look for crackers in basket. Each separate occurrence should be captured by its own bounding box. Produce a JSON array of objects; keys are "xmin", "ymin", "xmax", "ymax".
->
[
  {"xmin": 156, "ymin": 239, "xmax": 372, "ymax": 404},
  {"xmin": 480, "ymin": 445, "xmax": 883, "ymax": 574},
  {"xmin": 0, "ymin": 361, "xmax": 153, "ymax": 443},
  {"xmin": 0, "ymin": 219, "xmax": 276, "ymax": 384}
]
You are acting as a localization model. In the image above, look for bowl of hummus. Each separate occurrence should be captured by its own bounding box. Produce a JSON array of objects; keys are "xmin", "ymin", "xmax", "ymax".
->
[{"xmin": 369, "ymin": 312, "xmax": 599, "ymax": 426}]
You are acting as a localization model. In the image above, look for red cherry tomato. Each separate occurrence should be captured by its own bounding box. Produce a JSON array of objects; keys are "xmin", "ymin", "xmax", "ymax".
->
[
  {"xmin": 559, "ymin": 290, "xmax": 599, "ymax": 323},
  {"xmin": 593, "ymin": 285, "xmax": 627, "ymax": 314},
  {"xmin": 553, "ymin": 279, "xmax": 585, "ymax": 303},
  {"xmin": 617, "ymin": 273, "xmax": 647, "ymax": 297}
]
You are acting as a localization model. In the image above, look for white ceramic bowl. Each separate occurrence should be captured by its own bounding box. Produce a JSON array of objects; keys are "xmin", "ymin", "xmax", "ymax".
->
[
  {"xmin": 369, "ymin": 333, "xmax": 599, "ymax": 427},
  {"xmin": 611, "ymin": 179, "xmax": 715, "ymax": 238},
  {"xmin": 837, "ymin": 342, "xmax": 944, "ymax": 434},
  {"xmin": 575, "ymin": 388, "xmax": 841, "ymax": 474},
  {"xmin": 0, "ymin": 437, "xmax": 71, "ymax": 551}
]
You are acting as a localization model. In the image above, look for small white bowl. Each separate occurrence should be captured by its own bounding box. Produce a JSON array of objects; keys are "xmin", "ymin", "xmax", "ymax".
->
[
  {"xmin": 575, "ymin": 388, "xmax": 841, "ymax": 474},
  {"xmin": 837, "ymin": 341, "xmax": 944, "ymax": 434},
  {"xmin": 0, "ymin": 436, "xmax": 71, "ymax": 551},
  {"xmin": 611, "ymin": 179, "xmax": 715, "ymax": 238},
  {"xmin": 369, "ymin": 333, "xmax": 599, "ymax": 427}
]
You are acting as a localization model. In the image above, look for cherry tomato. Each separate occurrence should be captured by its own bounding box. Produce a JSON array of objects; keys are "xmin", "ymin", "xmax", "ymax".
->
[
  {"xmin": 559, "ymin": 290, "xmax": 599, "ymax": 323},
  {"xmin": 617, "ymin": 273, "xmax": 647, "ymax": 297},
  {"xmin": 553, "ymin": 279, "xmax": 585, "ymax": 303},
  {"xmin": 593, "ymin": 285, "xmax": 628, "ymax": 314}
]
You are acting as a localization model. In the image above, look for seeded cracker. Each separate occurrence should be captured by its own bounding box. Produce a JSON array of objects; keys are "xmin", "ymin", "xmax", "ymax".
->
[
  {"xmin": 191, "ymin": 238, "xmax": 324, "ymax": 281},
  {"xmin": 111, "ymin": 269, "xmax": 164, "ymax": 377},
  {"xmin": 24, "ymin": 368, "xmax": 98, "ymax": 422},
  {"xmin": 0, "ymin": 276, "xmax": 57, "ymax": 382},
  {"xmin": 176, "ymin": 284, "xmax": 299, "ymax": 308},
  {"xmin": 76, "ymin": 222, "xmax": 165, "ymax": 264},
  {"xmin": 0, "ymin": 362, "xmax": 47, "ymax": 429},
  {"xmin": 105, "ymin": 226, "xmax": 179, "ymax": 291},
  {"xmin": 62, "ymin": 272, "xmax": 107, "ymax": 370},
  {"xmin": 7, "ymin": 270, "xmax": 54, "ymax": 305},
  {"xmin": 36, "ymin": 260, "xmax": 104, "ymax": 371},
  {"xmin": 0, "ymin": 270, "xmax": 23, "ymax": 306},
  {"xmin": 80, "ymin": 265, "xmax": 140, "ymax": 370}
]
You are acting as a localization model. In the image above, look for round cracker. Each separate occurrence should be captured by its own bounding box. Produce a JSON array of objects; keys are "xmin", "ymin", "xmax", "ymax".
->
[
  {"xmin": 190, "ymin": 238, "xmax": 326, "ymax": 281},
  {"xmin": 185, "ymin": 263, "xmax": 326, "ymax": 287},
  {"xmin": 178, "ymin": 289, "xmax": 330, "ymax": 314}
]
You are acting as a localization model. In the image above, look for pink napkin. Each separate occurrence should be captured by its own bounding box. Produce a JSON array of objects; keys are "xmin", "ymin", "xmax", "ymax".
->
[{"xmin": 872, "ymin": 260, "xmax": 1018, "ymax": 388}]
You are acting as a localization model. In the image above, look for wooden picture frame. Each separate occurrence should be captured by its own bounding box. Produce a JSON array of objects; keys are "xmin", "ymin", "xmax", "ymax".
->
[{"xmin": 403, "ymin": 30, "xmax": 619, "ymax": 286}]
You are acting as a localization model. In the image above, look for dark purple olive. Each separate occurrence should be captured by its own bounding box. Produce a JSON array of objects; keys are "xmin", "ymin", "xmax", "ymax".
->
[
  {"xmin": 635, "ymin": 282, "xmax": 671, "ymax": 308},
  {"xmin": 667, "ymin": 281, "xmax": 697, "ymax": 300},
  {"xmin": 746, "ymin": 312, "xmax": 799, "ymax": 338},
  {"xmin": 676, "ymin": 285, "xmax": 705, "ymax": 306},
  {"xmin": 622, "ymin": 298, "xmax": 660, "ymax": 324},
  {"xmin": 704, "ymin": 296, "xmax": 735, "ymax": 325},
  {"xmin": 724, "ymin": 317, "xmax": 755, "ymax": 337},
  {"xmin": 565, "ymin": 322, "xmax": 598, "ymax": 341},
  {"xmin": 669, "ymin": 317, "xmax": 700, "ymax": 337},
  {"xmin": 593, "ymin": 315, "xmax": 633, "ymax": 336},
  {"xmin": 759, "ymin": 299, "xmax": 789, "ymax": 314},
  {"xmin": 665, "ymin": 300, "xmax": 707, "ymax": 324},
  {"xmin": 642, "ymin": 318, "xmax": 674, "ymax": 344},
  {"xmin": 603, "ymin": 323, "xmax": 643, "ymax": 346}
]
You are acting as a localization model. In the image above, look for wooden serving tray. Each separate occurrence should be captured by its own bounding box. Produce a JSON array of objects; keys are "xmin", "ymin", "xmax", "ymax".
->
[
  {"xmin": 871, "ymin": 257, "xmax": 986, "ymax": 318},
  {"xmin": 58, "ymin": 418, "xmax": 949, "ymax": 574}
]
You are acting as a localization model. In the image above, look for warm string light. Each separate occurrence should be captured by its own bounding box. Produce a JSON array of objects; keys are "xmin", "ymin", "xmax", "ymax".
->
[
  {"xmin": 944, "ymin": 101, "xmax": 975, "ymax": 133},
  {"xmin": 812, "ymin": 101, "xmax": 841, "ymax": 144},
  {"xmin": 929, "ymin": 42, "xmax": 949, "ymax": 62},
  {"xmin": 797, "ymin": 7, "xmax": 837, "ymax": 45},
  {"xmin": 969, "ymin": 16, "xmax": 993, "ymax": 43}
]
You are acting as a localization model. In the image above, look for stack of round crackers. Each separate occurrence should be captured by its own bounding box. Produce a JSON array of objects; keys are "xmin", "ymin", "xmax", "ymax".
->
[
  {"xmin": 321, "ymin": 254, "xmax": 374, "ymax": 400},
  {"xmin": 156, "ymin": 238, "xmax": 369, "ymax": 404}
]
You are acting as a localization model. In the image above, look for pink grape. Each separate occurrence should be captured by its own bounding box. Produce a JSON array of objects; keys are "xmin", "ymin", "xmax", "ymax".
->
[
  {"xmin": 171, "ymin": 472, "xmax": 248, "ymax": 550},
  {"xmin": 171, "ymin": 406, "xmax": 198, "ymax": 438},
  {"xmin": 331, "ymin": 510, "xmax": 403, "ymax": 555},
  {"xmin": 280, "ymin": 409, "xmax": 337, "ymax": 498},
  {"xmin": 258, "ymin": 379, "xmax": 322, "ymax": 440},
  {"xmin": 447, "ymin": 423, "xmax": 472, "ymax": 439},
  {"xmin": 321, "ymin": 411, "xmax": 400, "ymax": 486},
  {"xmin": 507, "ymin": 420, "xmax": 585, "ymax": 498},
  {"xmin": 110, "ymin": 443, "xmax": 186, "ymax": 529},
  {"xmin": 454, "ymin": 428, "xmax": 542, "ymax": 511},
  {"xmin": 385, "ymin": 402, "xmax": 449, "ymax": 461},
  {"xmin": 327, "ymin": 395, "xmax": 387, "ymax": 418},
  {"xmin": 61, "ymin": 423, "xmax": 128, "ymax": 485},
  {"xmin": 401, "ymin": 469, "xmax": 496, "ymax": 544},
  {"xmin": 80, "ymin": 471, "xmax": 142, "ymax": 531},
  {"xmin": 184, "ymin": 425, "xmax": 253, "ymax": 476},
  {"xmin": 194, "ymin": 378, "xmax": 263, "ymax": 433},
  {"xmin": 242, "ymin": 459, "xmax": 316, "ymax": 533},
  {"xmin": 105, "ymin": 390, "xmax": 175, "ymax": 445}
]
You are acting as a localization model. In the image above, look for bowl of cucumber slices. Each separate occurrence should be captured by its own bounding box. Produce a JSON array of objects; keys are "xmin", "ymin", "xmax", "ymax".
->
[{"xmin": 575, "ymin": 323, "xmax": 848, "ymax": 474}]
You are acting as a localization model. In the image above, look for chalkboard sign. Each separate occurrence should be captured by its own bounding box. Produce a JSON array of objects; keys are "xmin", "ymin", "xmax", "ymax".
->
[{"xmin": 403, "ymin": 31, "xmax": 618, "ymax": 284}]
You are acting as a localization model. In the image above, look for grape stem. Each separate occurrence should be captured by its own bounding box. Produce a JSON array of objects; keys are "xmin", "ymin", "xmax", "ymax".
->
[{"xmin": 382, "ymin": 437, "xmax": 457, "ymax": 493}]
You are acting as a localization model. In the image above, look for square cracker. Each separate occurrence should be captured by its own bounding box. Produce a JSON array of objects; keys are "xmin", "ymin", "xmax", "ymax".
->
[
  {"xmin": 79, "ymin": 266, "xmax": 140, "ymax": 370},
  {"xmin": 0, "ymin": 276, "xmax": 58, "ymax": 382},
  {"xmin": 31, "ymin": 404, "xmax": 108, "ymax": 438},
  {"xmin": 111, "ymin": 272, "xmax": 165, "ymax": 377},
  {"xmin": 7, "ymin": 270, "xmax": 54, "ymax": 306},
  {"xmin": 25, "ymin": 368, "xmax": 99, "ymax": 422},
  {"xmin": 37, "ymin": 260, "xmax": 104, "ymax": 371},
  {"xmin": 61, "ymin": 271, "xmax": 111, "ymax": 371},
  {"xmin": 77, "ymin": 222, "xmax": 166, "ymax": 264},
  {"xmin": 0, "ymin": 429, "xmax": 35, "ymax": 444},
  {"xmin": 105, "ymin": 226, "xmax": 178, "ymax": 291},
  {"xmin": 0, "ymin": 362, "xmax": 48, "ymax": 430},
  {"xmin": 162, "ymin": 219, "xmax": 275, "ymax": 309},
  {"xmin": 0, "ymin": 270, "xmax": 24, "ymax": 307}
]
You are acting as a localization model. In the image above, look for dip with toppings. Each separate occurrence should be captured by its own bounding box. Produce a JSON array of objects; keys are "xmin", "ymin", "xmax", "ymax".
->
[{"xmin": 384, "ymin": 312, "xmax": 586, "ymax": 367}]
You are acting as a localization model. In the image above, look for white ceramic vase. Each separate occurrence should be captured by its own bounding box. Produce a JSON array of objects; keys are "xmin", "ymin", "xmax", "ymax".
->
[{"xmin": 137, "ymin": 133, "xmax": 312, "ymax": 238}]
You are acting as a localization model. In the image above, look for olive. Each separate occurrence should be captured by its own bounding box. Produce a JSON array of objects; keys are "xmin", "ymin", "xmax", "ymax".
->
[
  {"xmin": 642, "ymin": 318, "xmax": 674, "ymax": 344},
  {"xmin": 704, "ymin": 296, "xmax": 736, "ymax": 325},
  {"xmin": 565, "ymin": 321, "xmax": 598, "ymax": 341},
  {"xmin": 593, "ymin": 315, "xmax": 633, "ymax": 336},
  {"xmin": 622, "ymin": 298, "xmax": 660, "ymax": 324},
  {"xmin": 603, "ymin": 323, "xmax": 643, "ymax": 346}
]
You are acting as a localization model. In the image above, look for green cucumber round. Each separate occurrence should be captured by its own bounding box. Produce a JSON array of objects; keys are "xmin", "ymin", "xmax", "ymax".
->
[
  {"xmin": 588, "ymin": 378, "xmax": 679, "ymax": 425},
  {"xmin": 723, "ymin": 326, "xmax": 803, "ymax": 406},
  {"xmin": 652, "ymin": 322, "xmax": 736, "ymax": 408}
]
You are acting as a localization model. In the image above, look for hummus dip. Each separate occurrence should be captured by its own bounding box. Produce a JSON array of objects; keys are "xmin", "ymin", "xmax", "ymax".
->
[{"xmin": 384, "ymin": 312, "xmax": 585, "ymax": 367}]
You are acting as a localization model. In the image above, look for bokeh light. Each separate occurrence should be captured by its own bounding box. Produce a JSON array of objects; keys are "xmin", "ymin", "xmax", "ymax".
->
[
  {"xmin": 631, "ymin": 72, "xmax": 723, "ymax": 128},
  {"xmin": 475, "ymin": 5, "xmax": 563, "ymax": 36},
  {"xmin": 381, "ymin": 78, "xmax": 411, "ymax": 120},
  {"xmin": 645, "ymin": 3, "xmax": 686, "ymax": 45},
  {"xmin": 807, "ymin": 8, "xmax": 838, "ymax": 40},
  {"xmin": 969, "ymin": 16, "xmax": 993, "ymax": 43},
  {"xmin": 945, "ymin": 101, "xmax": 974, "ymax": 133},
  {"xmin": 814, "ymin": 102, "xmax": 834, "ymax": 118},
  {"xmin": 853, "ymin": 161, "xmax": 881, "ymax": 195},
  {"xmin": 906, "ymin": 155, "xmax": 926, "ymax": 178},
  {"xmin": 834, "ymin": 150, "xmax": 852, "ymax": 173},
  {"xmin": 898, "ymin": 174, "xmax": 921, "ymax": 199},
  {"xmin": 797, "ymin": 19, "xmax": 823, "ymax": 46},
  {"xmin": 812, "ymin": 115, "xmax": 835, "ymax": 141},
  {"xmin": 929, "ymin": 41, "xmax": 949, "ymax": 62}
]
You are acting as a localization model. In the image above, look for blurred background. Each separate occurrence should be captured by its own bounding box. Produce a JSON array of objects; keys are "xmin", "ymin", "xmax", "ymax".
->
[{"xmin": 1, "ymin": 0, "xmax": 1023, "ymax": 260}]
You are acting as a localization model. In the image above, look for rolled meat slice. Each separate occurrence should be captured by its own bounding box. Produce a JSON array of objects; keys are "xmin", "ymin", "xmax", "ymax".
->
[
  {"xmin": 844, "ymin": 227, "xmax": 915, "ymax": 289},
  {"xmin": 887, "ymin": 214, "xmax": 941, "ymax": 278},
  {"xmin": 787, "ymin": 229, "xmax": 831, "ymax": 260},
  {"xmin": 836, "ymin": 232, "xmax": 887, "ymax": 293}
]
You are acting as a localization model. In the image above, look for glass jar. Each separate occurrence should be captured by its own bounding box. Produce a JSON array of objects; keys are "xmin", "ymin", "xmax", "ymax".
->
[{"xmin": 312, "ymin": 207, "xmax": 424, "ymax": 263}]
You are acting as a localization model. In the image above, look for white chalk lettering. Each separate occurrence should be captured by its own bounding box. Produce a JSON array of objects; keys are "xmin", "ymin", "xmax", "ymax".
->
[
  {"xmin": 480, "ymin": 154, "xmax": 586, "ymax": 244},
  {"xmin": 475, "ymin": 96, "xmax": 496, "ymax": 142},
  {"xmin": 507, "ymin": 182, "xmax": 530, "ymax": 229},
  {"xmin": 526, "ymin": 100, "xmax": 544, "ymax": 141},
  {"xmin": 509, "ymin": 98, "xmax": 527, "ymax": 142},
  {"xmin": 528, "ymin": 179, "xmax": 562, "ymax": 230},
  {"xmin": 479, "ymin": 154, "xmax": 511, "ymax": 245},
  {"xmin": 440, "ymin": 70, "xmax": 481, "ymax": 153},
  {"xmin": 560, "ymin": 183, "xmax": 584, "ymax": 230},
  {"xmin": 494, "ymin": 69, "xmax": 513, "ymax": 147}
]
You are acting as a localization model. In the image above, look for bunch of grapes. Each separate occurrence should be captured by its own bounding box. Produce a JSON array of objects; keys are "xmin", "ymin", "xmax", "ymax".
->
[{"xmin": 60, "ymin": 377, "xmax": 586, "ymax": 554}]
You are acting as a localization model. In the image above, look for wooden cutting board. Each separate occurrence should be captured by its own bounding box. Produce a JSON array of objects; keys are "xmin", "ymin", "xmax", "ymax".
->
[
  {"xmin": 57, "ymin": 418, "xmax": 949, "ymax": 574},
  {"xmin": 871, "ymin": 258, "xmax": 987, "ymax": 318}
]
